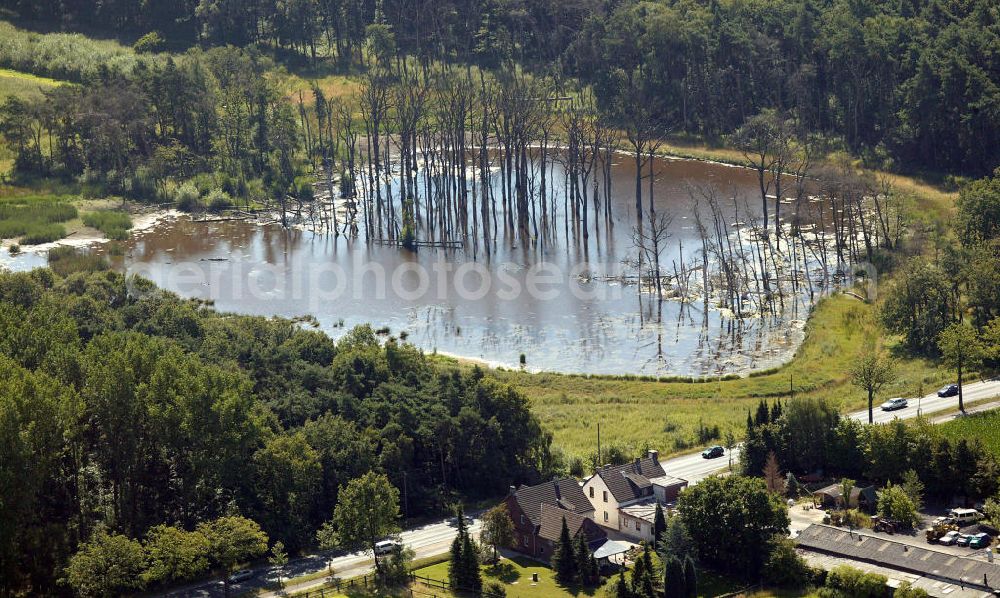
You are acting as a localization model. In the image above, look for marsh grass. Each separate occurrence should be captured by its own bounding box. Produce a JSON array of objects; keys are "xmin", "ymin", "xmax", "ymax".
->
[
  {"xmin": 0, "ymin": 194, "xmax": 77, "ymax": 244},
  {"xmin": 47, "ymin": 246, "xmax": 109, "ymax": 276},
  {"xmin": 82, "ymin": 210, "xmax": 132, "ymax": 240}
]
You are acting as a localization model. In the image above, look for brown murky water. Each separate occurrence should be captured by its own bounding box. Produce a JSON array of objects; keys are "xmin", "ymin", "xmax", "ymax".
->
[{"xmin": 7, "ymin": 157, "xmax": 814, "ymax": 375}]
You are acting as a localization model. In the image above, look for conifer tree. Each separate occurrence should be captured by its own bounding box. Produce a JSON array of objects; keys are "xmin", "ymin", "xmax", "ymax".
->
[
  {"xmin": 663, "ymin": 556, "xmax": 685, "ymax": 598},
  {"xmin": 683, "ymin": 556, "xmax": 698, "ymax": 598},
  {"xmin": 574, "ymin": 532, "xmax": 590, "ymax": 585},
  {"xmin": 615, "ymin": 569, "xmax": 633, "ymax": 598},
  {"xmin": 461, "ymin": 529, "xmax": 482, "ymax": 593},
  {"xmin": 653, "ymin": 503, "xmax": 667, "ymax": 546},
  {"xmin": 553, "ymin": 517, "xmax": 578, "ymax": 584}
]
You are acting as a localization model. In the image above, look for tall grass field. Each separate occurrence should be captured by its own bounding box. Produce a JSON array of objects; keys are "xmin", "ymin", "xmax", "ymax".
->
[
  {"xmin": 0, "ymin": 21, "xmax": 153, "ymax": 82},
  {"xmin": 937, "ymin": 409, "xmax": 1000, "ymax": 457},
  {"xmin": 0, "ymin": 195, "xmax": 77, "ymax": 244}
]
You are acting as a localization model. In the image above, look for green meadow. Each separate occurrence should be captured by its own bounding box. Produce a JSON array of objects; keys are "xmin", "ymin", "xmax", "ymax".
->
[{"xmin": 478, "ymin": 294, "xmax": 954, "ymax": 459}]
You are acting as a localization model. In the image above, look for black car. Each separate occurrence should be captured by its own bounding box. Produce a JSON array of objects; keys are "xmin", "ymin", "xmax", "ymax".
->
[
  {"xmin": 702, "ymin": 446, "xmax": 724, "ymax": 459},
  {"xmin": 938, "ymin": 384, "xmax": 960, "ymax": 397}
]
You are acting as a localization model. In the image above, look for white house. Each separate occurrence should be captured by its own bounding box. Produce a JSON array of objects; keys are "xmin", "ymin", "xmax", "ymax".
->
[{"xmin": 582, "ymin": 450, "xmax": 687, "ymax": 542}]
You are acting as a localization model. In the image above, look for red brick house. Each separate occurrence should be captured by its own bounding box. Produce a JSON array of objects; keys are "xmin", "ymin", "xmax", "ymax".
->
[{"xmin": 504, "ymin": 478, "xmax": 601, "ymax": 560}]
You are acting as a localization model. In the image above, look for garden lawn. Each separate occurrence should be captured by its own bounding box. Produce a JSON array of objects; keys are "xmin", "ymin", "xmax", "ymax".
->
[
  {"xmin": 413, "ymin": 555, "xmax": 743, "ymax": 598},
  {"xmin": 937, "ymin": 409, "xmax": 1000, "ymax": 457}
]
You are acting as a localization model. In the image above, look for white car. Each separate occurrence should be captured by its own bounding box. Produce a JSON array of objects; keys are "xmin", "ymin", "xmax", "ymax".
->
[
  {"xmin": 880, "ymin": 398, "xmax": 908, "ymax": 411},
  {"xmin": 939, "ymin": 531, "xmax": 961, "ymax": 546},
  {"xmin": 374, "ymin": 539, "xmax": 401, "ymax": 555},
  {"xmin": 227, "ymin": 569, "xmax": 255, "ymax": 583}
]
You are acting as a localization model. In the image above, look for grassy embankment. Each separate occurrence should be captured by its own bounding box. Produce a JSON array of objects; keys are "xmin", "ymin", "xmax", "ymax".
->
[{"xmin": 0, "ymin": 67, "xmax": 61, "ymax": 100}]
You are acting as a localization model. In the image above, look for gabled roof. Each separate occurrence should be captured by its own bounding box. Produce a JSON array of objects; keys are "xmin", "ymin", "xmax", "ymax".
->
[
  {"xmin": 596, "ymin": 457, "xmax": 667, "ymax": 503},
  {"xmin": 512, "ymin": 478, "xmax": 592, "ymax": 527},
  {"xmin": 538, "ymin": 504, "xmax": 607, "ymax": 543}
]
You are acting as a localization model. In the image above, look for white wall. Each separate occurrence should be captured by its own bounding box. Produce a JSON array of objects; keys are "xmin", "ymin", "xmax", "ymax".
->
[
  {"xmin": 582, "ymin": 474, "xmax": 619, "ymax": 531},
  {"xmin": 619, "ymin": 513, "xmax": 655, "ymax": 542}
]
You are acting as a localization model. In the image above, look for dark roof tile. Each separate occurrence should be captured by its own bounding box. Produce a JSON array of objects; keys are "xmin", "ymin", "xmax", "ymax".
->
[
  {"xmin": 598, "ymin": 457, "xmax": 666, "ymax": 503},
  {"xmin": 513, "ymin": 478, "xmax": 592, "ymax": 526}
]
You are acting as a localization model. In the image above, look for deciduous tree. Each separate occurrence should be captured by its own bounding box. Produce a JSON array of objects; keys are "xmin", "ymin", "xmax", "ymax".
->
[
  {"xmin": 937, "ymin": 324, "xmax": 984, "ymax": 413},
  {"xmin": 851, "ymin": 350, "xmax": 896, "ymax": 424},
  {"xmin": 328, "ymin": 472, "xmax": 400, "ymax": 576}
]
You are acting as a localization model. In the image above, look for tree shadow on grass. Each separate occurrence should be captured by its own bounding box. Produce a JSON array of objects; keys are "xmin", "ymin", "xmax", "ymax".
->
[
  {"xmin": 495, "ymin": 555, "xmax": 600, "ymax": 597},
  {"xmin": 484, "ymin": 562, "xmax": 520, "ymax": 584}
]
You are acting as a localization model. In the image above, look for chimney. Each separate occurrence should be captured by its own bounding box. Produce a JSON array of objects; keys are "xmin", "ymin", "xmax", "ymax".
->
[
  {"xmin": 648, "ymin": 449, "xmax": 659, "ymax": 463},
  {"xmin": 509, "ymin": 485, "xmax": 516, "ymax": 496}
]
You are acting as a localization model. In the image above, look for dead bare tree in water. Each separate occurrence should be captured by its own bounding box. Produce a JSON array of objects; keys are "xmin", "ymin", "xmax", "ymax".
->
[
  {"xmin": 632, "ymin": 209, "xmax": 674, "ymax": 310},
  {"xmin": 359, "ymin": 67, "xmax": 392, "ymax": 240}
]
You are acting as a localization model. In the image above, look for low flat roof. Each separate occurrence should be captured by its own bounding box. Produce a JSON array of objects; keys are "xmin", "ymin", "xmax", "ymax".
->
[
  {"xmin": 796, "ymin": 524, "xmax": 1000, "ymax": 591},
  {"xmin": 648, "ymin": 474, "xmax": 687, "ymax": 487}
]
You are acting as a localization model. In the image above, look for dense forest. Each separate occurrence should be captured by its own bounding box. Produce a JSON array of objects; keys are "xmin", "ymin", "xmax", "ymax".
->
[
  {"xmin": 0, "ymin": 261, "xmax": 556, "ymax": 594},
  {"xmin": 3, "ymin": 0, "xmax": 998, "ymax": 176}
]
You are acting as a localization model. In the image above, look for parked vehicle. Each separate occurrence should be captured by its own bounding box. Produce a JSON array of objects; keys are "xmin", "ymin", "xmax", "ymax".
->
[
  {"xmin": 880, "ymin": 398, "xmax": 908, "ymax": 411},
  {"xmin": 956, "ymin": 534, "xmax": 972, "ymax": 547},
  {"xmin": 939, "ymin": 531, "xmax": 961, "ymax": 545},
  {"xmin": 701, "ymin": 446, "xmax": 724, "ymax": 459},
  {"xmin": 926, "ymin": 523, "xmax": 959, "ymax": 543},
  {"xmin": 969, "ymin": 533, "xmax": 992, "ymax": 549},
  {"xmin": 374, "ymin": 539, "xmax": 401, "ymax": 555},
  {"xmin": 227, "ymin": 569, "xmax": 255, "ymax": 584},
  {"xmin": 948, "ymin": 508, "xmax": 984, "ymax": 525},
  {"xmin": 937, "ymin": 384, "xmax": 960, "ymax": 397}
]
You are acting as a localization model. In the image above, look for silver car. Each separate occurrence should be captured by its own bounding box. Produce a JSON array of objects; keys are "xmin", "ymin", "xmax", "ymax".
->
[{"xmin": 880, "ymin": 397, "xmax": 908, "ymax": 411}]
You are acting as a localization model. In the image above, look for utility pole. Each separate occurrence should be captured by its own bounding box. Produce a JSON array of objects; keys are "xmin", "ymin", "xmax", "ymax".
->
[{"xmin": 597, "ymin": 423, "xmax": 601, "ymax": 467}]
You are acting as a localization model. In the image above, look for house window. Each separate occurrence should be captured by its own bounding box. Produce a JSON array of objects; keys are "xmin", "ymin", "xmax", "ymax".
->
[
  {"xmin": 540, "ymin": 547, "xmax": 544, "ymax": 554},
  {"xmin": 520, "ymin": 514, "xmax": 525, "ymax": 525},
  {"xmin": 624, "ymin": 519, "xmax": 629, "ymax": 529},
  {"xmin": 636, "ymin": 522, "xmax": 641, "ymax": 533},
  {"xmin": 604, "ymin": 512, "xmax": 609, "ymax": 522},
  {"xmin": 603, "ymin": 491, "xmax": 608, "ymax": 502},
  {"xmin": 589, "ymin": 487, "xmax": 594, "ymax": 498},
  {"xmin": 523, "ymin": 535, "xmax": 529, "ymax": 546}
]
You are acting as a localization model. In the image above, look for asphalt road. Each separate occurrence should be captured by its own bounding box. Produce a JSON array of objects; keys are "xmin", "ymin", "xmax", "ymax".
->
[{"xmin": 156, "ymin": 377, "xmax": 1000, "ymax": 597}]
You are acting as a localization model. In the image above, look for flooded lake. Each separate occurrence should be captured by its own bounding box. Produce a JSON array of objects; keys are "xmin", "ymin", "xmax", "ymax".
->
[{"xmin": 6, "ymin": 156, "xmax": 818, "ymax": 376}]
